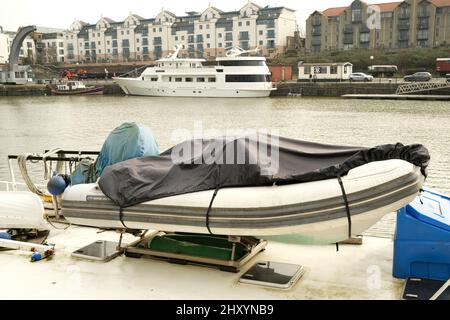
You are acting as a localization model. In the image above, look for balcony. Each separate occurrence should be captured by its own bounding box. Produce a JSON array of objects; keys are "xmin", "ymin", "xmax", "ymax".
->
[
  {"xmin": 343, "ymin": 36, "xmax": 354, "ymax": 45},
  {"xmin": 344, "ymin": 26, "xmax": 353, "ymax": 34},
  {"xmin": 196, "ymin": 36, "xmax": 204, "ymax": 43},
  {"xmin": 418, "ymin": 10, "xmax": 429, "ymax": 18},
  {"xmin": 417, "ymin": 21, "xmax": 429, "ymax": 30},
  {"xmin": 417, "ymin": 32, "xmax": 428, "ymax": 40},
  {"xmin": 312, "ymin": 30, "xmax": 321, "ymax": 36},
  {"xmin": 312, "ymin": 19, "xmax": 321, "ymax": 27},
  {"xmin": 239, "ymin": 34, "xmax": 249, "ymax": 41},
  {"xmin": 398, "ymin": 22, "xmax": 410, "ymax": 30},
  {"xmin": 153, "ymin": 38, "xmax": 162, "ymax": 45},
  {"xmin": 311, "ymin": 38, "xmax": 321, "ymax": 46},
  {"xmin": 266, "ymin": 31, "xmax": 275, "ymax": 39}
]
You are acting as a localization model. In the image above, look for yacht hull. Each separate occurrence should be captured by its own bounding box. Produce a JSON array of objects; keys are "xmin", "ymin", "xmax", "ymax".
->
[{"xmin": 115, "ymin": 78, "xmax": 274, "ymax": 98}]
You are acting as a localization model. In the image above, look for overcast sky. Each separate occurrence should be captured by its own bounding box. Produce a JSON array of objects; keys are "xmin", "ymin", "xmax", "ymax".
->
[{"xmin": 0, "ymin": 0, "xmax": 397, "ymax": 32}]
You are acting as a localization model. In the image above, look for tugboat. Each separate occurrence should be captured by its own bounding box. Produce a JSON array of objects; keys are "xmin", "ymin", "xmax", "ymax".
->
[{"xmin": 51, "ymin": 80, "xmax": 104, "ymax": 95}]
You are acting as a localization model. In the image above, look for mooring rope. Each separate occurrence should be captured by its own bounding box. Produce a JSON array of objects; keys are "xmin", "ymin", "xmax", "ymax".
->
[{"xmin": 17, "ymin": 148, "xmax": 62, "ymax": 196}]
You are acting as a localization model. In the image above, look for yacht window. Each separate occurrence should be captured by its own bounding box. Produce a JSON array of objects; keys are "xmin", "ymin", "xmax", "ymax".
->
[
  {"xmin": 175, "ymin": 78, "xmax": 182, "ymax": 82},
  {"xmin": 208, "ymin": 77, "xmax": 216, "ymax": 82},
  {"xmin": 225, "ymin": 75, "xmax": 270, "ymax": 83},
  {"xmin": 197, "ymin": 77, "xmax": 205, "ymax": 82},
  {"xmin": 151, "ymin": 77, "xmax": 158, "ymax": 81},
  {"xmin": 169, "ymin": 77, "xmax": 172, "ymax": 82},
  {"xmin": 185, "ymin": 78, "xmax": 193, "ymax": 82},
  {"xmin": 218, "ymin": 60, "xmax": 265, "ymax": 67},
  {"xmin": 217, "ymin": 69, "xmax": 224, "ymax": 73}
]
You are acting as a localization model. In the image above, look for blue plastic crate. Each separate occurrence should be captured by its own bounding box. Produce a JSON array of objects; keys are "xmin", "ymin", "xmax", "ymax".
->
[{"xmin": 393, "ymin": 188, "xmax": 450, "ymax": 281}]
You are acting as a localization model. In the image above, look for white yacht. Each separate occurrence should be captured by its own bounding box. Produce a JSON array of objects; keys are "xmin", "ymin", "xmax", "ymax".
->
[{"xmin": 114, "ymin": 45, "xmax": 275, "ymax": 98}]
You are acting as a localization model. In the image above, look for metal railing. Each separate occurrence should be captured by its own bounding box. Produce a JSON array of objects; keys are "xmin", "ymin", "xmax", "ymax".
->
[{"xmin": 396, "ymin": 81, "xmax": 450, "ymax": 94}]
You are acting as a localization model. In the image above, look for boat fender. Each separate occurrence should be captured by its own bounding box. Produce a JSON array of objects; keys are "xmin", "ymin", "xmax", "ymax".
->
[
  {"xmin": 47, "ymin": 174, "xmax": 71, "ymax": 196},
  {"xmin": 0, "ymin": 232, "xmax": 12, "ymax": 240}
]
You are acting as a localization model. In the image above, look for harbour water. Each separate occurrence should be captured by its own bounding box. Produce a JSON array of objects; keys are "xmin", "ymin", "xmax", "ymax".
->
[{"xmin": 0, "ymin": 95, "xmax": 449, "ymax": 194}]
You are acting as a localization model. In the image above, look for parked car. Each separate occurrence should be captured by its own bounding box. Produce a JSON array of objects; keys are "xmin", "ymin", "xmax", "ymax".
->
[
  {"xmin": 403, "ymin": 72, "xmax": 432, "ymax": 82},
  {"xmin": 349, "ymin": 73, "xmax": 374, "ymax": 82}
]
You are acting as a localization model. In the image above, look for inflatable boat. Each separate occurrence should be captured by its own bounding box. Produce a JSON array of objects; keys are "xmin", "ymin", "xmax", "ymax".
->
[{"xmin": 62, "ymin": 159, "xmax": 425, "ymax": 244}]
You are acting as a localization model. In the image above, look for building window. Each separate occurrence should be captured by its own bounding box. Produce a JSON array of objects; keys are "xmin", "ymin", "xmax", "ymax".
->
[
  {"xmin": 175, "ymin": 78, "xmax": 182, "ymax": 82},
  {"xmin": 238, "ymin": 22, "xmax": 242, "ymax": 27},
  {"xmin": 239, "ymin": 31, "xmax": 249, "ymax": 40},
  {"xmin": 159, "ymin": 28, "xmax": 162, "ymax": 32},
  {"xmin": 267, "ymin": 30, "xmax": 275, "ymax": 38},
  {"xmin": 246, "ymin": 21, "xmax": 250, "ymax": 26},
  {"xmin": 206, "ymin": 25, "xmax": 210, "ymax": 29},
  {"xmin": 199, "ymin": 25, "xmax": 203, "ymax": 30},
  {"xmin": 218, "ymin": 33, "xmax": 222, "ymax": 38},
  {"xmin": 206, "ymin": 34, "xmax": 210, "ymax": 39},
  {"xmin": 197, "ymin": 77, "xmax": 205, "ymax": 82},
  {"xmin": 330, "ymin": 66, "xmax": 338, "ymax": 74},
  {"xmin": 136, "ymin": 38, "xmax": 140, "ymax": 43},
  {"xmin": 207, "ymin": 43, "xmax": 210, "ymax": 48},
  {"xmin": 259, "ymin": 30, "xmax": 263, "ymax": 36},
  {"xmin": 218, "ymin": 43, "xmax": 222, "ymax": 48},
  {"xmin": 208, "ymin": 77, "xmax": 216, "ymax": 82},
  {"xmin": 259, "ymin": 40, "xmax": 263, "ymax": 45},
  {"xmin": 185, "ymin": 77, "xmax": 193, "ymax": 82},
  {"xmin": 121, "ymin": 31, "xmax": 124, "ymax": 35},
  {"xmin": 175, "ymin": 36, "xmax": 178, "ymax": 41}
]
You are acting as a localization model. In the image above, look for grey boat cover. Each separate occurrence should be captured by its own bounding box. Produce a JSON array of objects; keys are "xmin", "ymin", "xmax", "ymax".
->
[{"xmin": 98, "ymin": 134, "xmax": 430, "ymax": 208}]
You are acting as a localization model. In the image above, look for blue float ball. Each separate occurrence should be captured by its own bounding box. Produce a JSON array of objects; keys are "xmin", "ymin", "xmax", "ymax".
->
[{"xmin": 47, "ymin": 175, "xmax": 68, "ymax": 196}]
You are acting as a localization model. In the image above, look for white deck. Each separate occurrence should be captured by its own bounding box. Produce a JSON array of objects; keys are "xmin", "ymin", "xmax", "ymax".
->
[{"xmin": 0, "ymin": 222, "xmax": 405, "ymax": 300}]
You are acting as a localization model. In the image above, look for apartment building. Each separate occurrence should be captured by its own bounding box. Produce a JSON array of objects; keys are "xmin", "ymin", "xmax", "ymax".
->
[
  {"xmin": 306, "ymin": 0, "xmax": 450, "ymax": 52},
  {"xmin": 63, "ymin": 2, "xmax": 297, "ymax": 63}
]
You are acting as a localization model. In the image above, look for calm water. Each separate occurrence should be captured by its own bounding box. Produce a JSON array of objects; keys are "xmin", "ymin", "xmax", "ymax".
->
[{"xmin": 0, "ymin": 95, "xmax": 449, "ymax": 194}]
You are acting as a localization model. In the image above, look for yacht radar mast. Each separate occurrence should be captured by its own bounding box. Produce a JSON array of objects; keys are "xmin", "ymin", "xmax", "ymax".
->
[
  {"xmin": 225, "ymin": 46, "xmax": 260, "ymax": 58},
  {"xmin": 166, "ymin": 44, "xmax": 183, "ymax": 60}
]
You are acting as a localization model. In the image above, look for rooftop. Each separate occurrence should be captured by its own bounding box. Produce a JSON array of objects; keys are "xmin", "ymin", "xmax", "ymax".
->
[{"xmin": 320, "ymin": 0, "xmax": 450, "ymax": 17}]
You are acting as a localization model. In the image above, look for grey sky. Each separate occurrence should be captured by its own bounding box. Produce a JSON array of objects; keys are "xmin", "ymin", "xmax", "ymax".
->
[{"xmin": 0, "ymin": 0, "xmax": 397, "ymax": 32}]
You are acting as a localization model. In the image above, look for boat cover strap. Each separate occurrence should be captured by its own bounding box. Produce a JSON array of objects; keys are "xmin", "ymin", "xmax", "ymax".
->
[
  {"xmin": 337, "ymin": 175, "xmax": 352, "ymax": 238},
  {"xmin": 119, "ymin": 207, "xmax": 129, "ymax": 229},
  {"xmin": 206, "ymin": 186, "xmax": 220, "ymax": 235}
]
